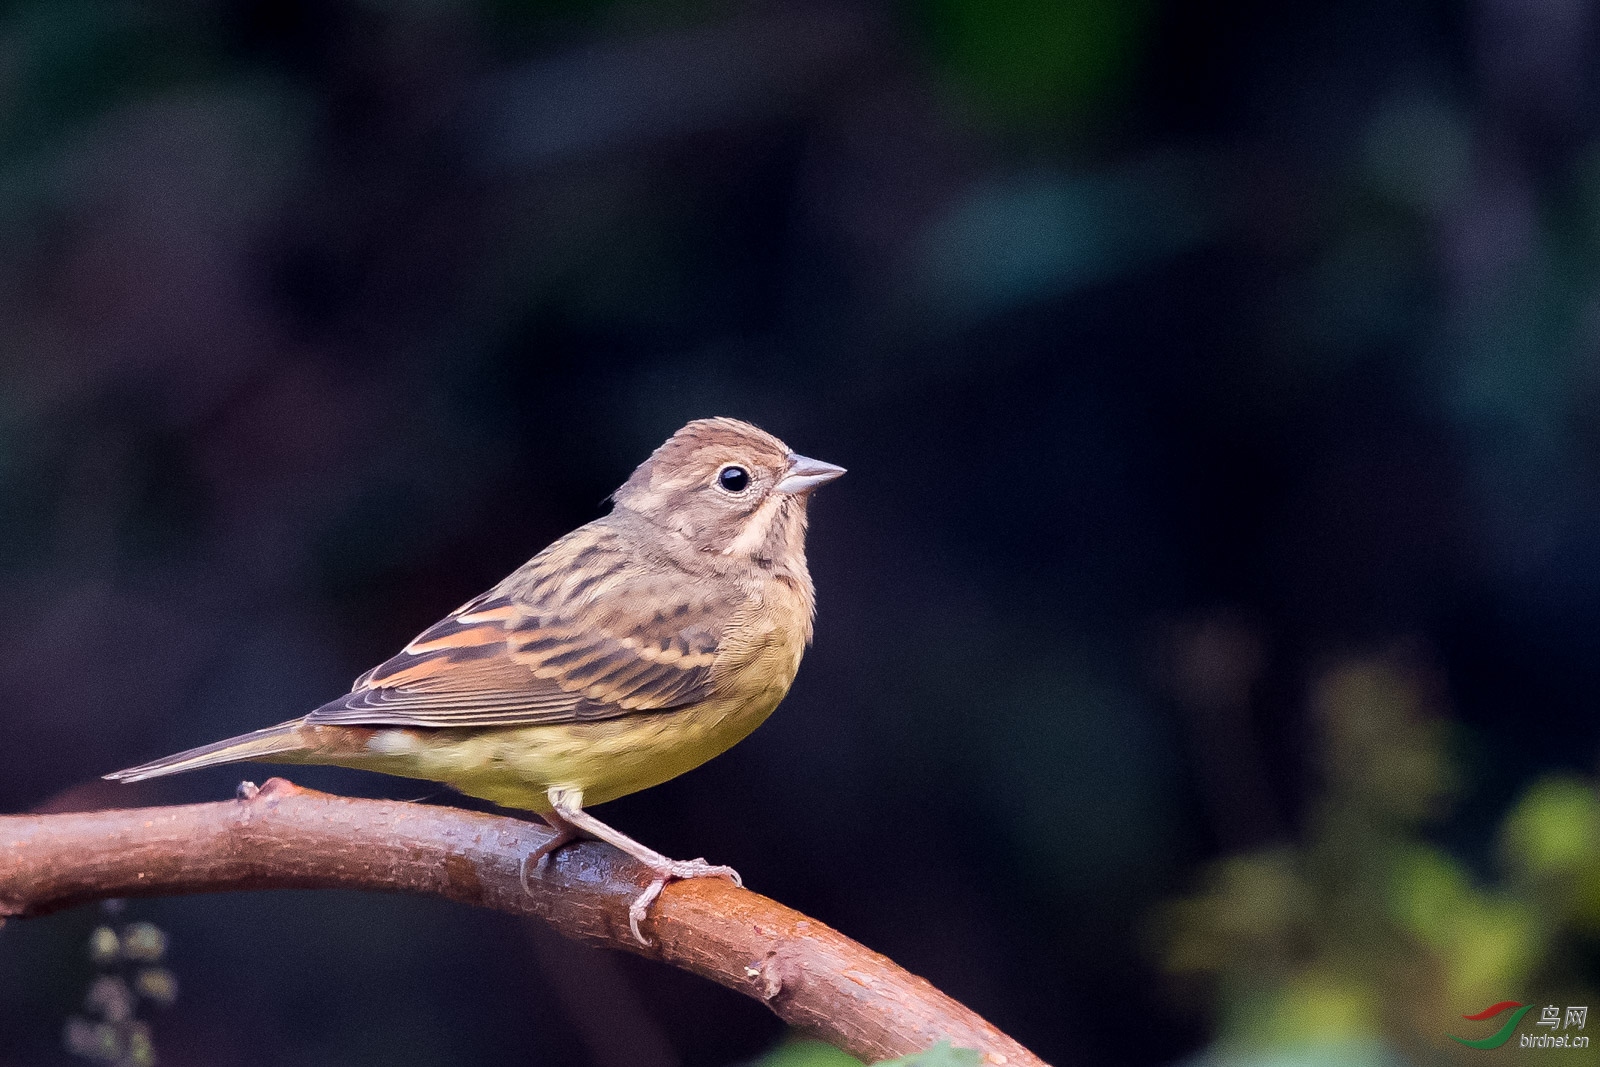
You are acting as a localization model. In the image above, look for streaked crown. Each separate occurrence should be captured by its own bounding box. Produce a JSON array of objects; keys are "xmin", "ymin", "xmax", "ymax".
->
[
  {"xmin": 616, "ymin": 418, "xmax": 792, "ymax": 506},
  {"xmin": 612, "ymin": 418, "xmax": 829, "ymax": 560}
]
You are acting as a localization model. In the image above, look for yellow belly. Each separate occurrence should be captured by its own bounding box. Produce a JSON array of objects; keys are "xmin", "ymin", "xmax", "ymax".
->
[{"xmin": 337, "ymin": 686, "xmax": 787, "ymax": 811}]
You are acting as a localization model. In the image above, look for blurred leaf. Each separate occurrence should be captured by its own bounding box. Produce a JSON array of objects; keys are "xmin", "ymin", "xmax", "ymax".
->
[
  {"xmin": 62, "ymin": 1017, "xmax": 121, "ymax": 1064},
  {"xmin": 920, "ymin": 0, "xmax": 1151, "ymax": 120},
  {"xmin": 118, "ymin": 923, "xmax": 166, "ymax": 964},
  {"xmin": 746, "ymin": 1038, "xmax": 982, "ymax": 1067},
  {"xmin": 132, "ymin": 968, "xmax": 179, "ymax": 1009},
  {"xmin": 86, "ymin": 927, "xmax": 119, "ymax": 967},
  {"xmin": 1184, "ymin": 1036, "xmax": 1407, "ymax": 1067},
  {"xmin": 875, "ymin": 1041, "xmax": 983, "ymax": 1066},
  {"xmin": 1501, "ymin": 775, "xmax": 1600, "ymax": 879},
  {"xmin": 1388, "ymin": 844, "xmax": 1540, "ymax": 1004},
  {"xmin": 1501, "ymin": 775, "xmax": 1600, "ymax": 930},
  {"xmin": 84, "ymin": 976, "xmax": 134, "ymax": 1024},
  {"xmin": 1224, "ymin": 974, "xmax": 1382, "ymax": 1047},
  {"xmin": 1160, "ymin": 851, "xmax": 1311, "ymax": 976},
  {"xmin": 1312, "ymin": 658, "xmax": 1454, "ymax": 821},
  {"xmin": 747, "ymin": 1037, "xmax": 863, "ymax": 1067}
]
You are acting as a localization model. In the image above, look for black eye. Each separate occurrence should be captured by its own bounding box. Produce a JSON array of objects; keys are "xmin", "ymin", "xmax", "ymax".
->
[{"xmin": 718, "ymin": 465, "xmax": 750, "ymax": 492}]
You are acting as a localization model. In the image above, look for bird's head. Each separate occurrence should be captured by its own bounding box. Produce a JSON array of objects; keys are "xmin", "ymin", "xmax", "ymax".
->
[{"xmin": 613, "ymin": 417, "xmax": 845, "ymax": 563}]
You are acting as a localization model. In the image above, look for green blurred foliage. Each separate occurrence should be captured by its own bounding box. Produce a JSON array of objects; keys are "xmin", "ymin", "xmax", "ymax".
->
[
  {"xmin": 1156, "ymin": 654, "xmax": 1600, "ymax": 1064},
  {"xmin": 1502, "ymin": 777, "xmax": 1600, "ymax": 934},
  {"xmin": 64, "ymin": 905, "xmax": 176, "ymax": 1067},
  {"xmin": 744, "ymin": 1037, "xmax": 982, "ymax": 1067},
  {"xmin": 875, "ymin": 1041, "xmax": 984, "ymax": 1066},
  {"xmin": 918, "ymin": 0, "xmax": 1151, "ymax": 122},
  {"xmin": 747, "ymin": 1037, "xmax": 865, "ymax": 1067}
]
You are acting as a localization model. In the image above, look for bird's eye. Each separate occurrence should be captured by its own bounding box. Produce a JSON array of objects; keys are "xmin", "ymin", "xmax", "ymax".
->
[{"xmin": 717, "ymin": 465, "xmax": 750, "ymax": 492}]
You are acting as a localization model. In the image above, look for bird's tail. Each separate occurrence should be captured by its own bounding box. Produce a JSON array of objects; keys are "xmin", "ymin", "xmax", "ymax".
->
[{"xmin": 104, "ymin": 720, "xmax": 309, "ymax": 783}]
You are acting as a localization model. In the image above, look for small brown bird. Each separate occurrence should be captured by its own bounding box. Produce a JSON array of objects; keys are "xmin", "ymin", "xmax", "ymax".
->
[{"xmin": 107, "ymin": 417, "xmax": 844, "ymax": 942}]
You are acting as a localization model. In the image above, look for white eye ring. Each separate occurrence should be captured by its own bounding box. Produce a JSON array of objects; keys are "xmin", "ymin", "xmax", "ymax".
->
[{"xmin": 717, "ymin": 465, "xmax": 751, "ymax": 492}]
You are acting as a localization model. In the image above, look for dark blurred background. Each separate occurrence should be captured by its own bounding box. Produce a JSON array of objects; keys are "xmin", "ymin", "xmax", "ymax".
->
[{"xmin": 4, "ymin": 1, "xmax": 1600, "ymax": 1065}]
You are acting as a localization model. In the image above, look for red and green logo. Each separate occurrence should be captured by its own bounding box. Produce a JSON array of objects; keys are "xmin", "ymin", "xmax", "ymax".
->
[{"xmin": 1449, "ymin": 1001, "xmax": 1535, "ymax": 1049}]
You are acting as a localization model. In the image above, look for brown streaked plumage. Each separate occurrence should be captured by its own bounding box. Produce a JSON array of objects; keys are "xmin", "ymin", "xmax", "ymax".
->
[{"xmin": 106, "ymin": 417, "xmax": 845, "ymax": 942}]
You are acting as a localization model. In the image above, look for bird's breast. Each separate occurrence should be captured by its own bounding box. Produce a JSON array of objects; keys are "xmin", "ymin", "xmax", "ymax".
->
[{"xmin": 714, "ymin": 569, "xmax": 813, "ymax": 698}]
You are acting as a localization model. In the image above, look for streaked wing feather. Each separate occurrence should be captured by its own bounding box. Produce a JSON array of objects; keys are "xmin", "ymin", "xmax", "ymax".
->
[{"xmin": 307, "ymin": 525, "xmax": 727, "ymax": 729}]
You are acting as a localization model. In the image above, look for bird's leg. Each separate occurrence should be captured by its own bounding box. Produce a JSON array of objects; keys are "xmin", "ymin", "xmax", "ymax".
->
[
  {"xmin": 519, "ymin": 810, "xmax": 582, "ymax": 894},
  {"xmin": 547, "ymin": 786, "xmax": 741, "ymax": 945}
]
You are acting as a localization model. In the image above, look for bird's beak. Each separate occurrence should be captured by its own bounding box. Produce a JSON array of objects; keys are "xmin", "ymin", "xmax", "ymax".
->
[{"xmin": 776, "ymin": 453, "xmax": 846, "ymax": 494}]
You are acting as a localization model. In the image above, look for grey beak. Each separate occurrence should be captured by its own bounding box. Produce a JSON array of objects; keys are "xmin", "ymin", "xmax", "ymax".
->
[{"xmin": 776, "ymin": 453, "xmax": 846, "ymax": 494}]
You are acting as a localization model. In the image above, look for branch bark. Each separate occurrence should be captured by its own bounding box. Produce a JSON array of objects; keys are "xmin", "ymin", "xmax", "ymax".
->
[{"xmin": 0, "ymin": 778, "xmax": 1044, "ymax": 1067}]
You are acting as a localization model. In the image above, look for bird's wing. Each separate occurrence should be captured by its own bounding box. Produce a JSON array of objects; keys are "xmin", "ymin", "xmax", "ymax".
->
[{"xmin": 304, "ymin": 524, "xmax": 729, "ymax": 729}]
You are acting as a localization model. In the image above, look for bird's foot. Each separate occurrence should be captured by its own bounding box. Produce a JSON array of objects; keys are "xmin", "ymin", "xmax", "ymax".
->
[
  {"xmin": 518, "ymin": 826, "xmax": 581, "ymax": 894},
  {"xmin": 628, "ymin": 859, "xmax": 741, "ymax": 946}
]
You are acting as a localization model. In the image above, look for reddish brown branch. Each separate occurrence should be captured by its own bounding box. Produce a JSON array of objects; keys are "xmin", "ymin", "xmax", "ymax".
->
[{"xmin": 0, "ymin": 779, "xmax": 1043, "ymax": 1067}]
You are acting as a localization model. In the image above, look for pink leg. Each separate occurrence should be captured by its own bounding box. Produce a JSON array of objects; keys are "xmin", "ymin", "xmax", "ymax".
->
[
  {"xmin": 519, "ymin": 810, "xmax": 582, "ymax": 894},
  {"xmin": 547, "ymin": 787, "xmax": 740, "ymax": 945}
]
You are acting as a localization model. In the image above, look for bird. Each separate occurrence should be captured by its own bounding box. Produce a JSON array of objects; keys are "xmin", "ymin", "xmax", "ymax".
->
[{"xmin": 106, "ymin": 417, "xmax": 845, "ymax": 943}]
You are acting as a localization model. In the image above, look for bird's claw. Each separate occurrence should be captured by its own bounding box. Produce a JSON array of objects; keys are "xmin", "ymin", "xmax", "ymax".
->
[
  {"xmin": 664, "ymin": 858, "xmax": 742, "ymax": 886},
  {"xmin": 629, "ymin": 878, "xmax": 667, "ymax": 944},
  {"xmin": 627, "ymin": 860, "xmax": 742, "ymax": 945},
  {"xmin": 519, "ymin": 827, "xmax": 580, "ymax": 895}
]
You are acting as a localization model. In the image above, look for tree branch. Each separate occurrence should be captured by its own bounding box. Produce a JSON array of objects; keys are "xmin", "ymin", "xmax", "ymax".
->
[{"xmin": 0, "ymin": 778, "xmax": 1044, "ymax": 1067}]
